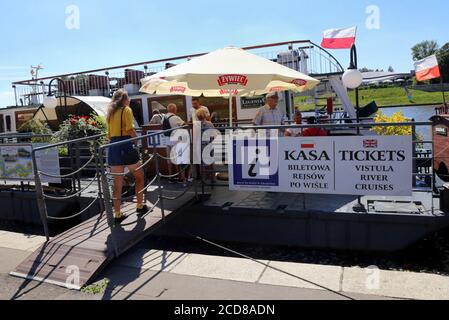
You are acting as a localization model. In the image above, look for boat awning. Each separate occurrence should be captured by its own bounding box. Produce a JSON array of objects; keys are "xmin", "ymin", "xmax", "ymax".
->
[
  {"xmin": 33, "ymin": 96, "xmax": 111, "ymax": 130},
  {"xmin": 63, "ymin": 96, "xmax": 111, "ymax": 116}
]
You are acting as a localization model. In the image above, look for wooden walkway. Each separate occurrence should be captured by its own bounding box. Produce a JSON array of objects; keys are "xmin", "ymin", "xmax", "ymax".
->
[{"xmin": 10, "ymin": 190, "xmax": 198, "ymax": 289}]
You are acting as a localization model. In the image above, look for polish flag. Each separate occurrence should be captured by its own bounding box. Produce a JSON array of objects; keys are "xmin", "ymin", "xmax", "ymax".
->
[
  {"xmin": 301, "ymin": 143, "xmax": 315, "ymax": 149},
  {"xmin": 414, "ymin": 55, "xmax": 441, "ymax": 82},
  {"xmin": 321, "ymin": 26, "xmax": 357, "ymax": 49}
]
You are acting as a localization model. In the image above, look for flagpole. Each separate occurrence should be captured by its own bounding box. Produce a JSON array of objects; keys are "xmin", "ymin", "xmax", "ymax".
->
[{"xmin": 441, "ymin": 77, "xmax": 447, "ymax": 106}]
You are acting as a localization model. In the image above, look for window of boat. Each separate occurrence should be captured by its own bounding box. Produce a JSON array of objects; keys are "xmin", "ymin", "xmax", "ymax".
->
[
  {"xmin": 130, "ymin": 99, "xmax": 144, "ymax": 127},
  {"xmin": 5, "ymin": 115, "xmax": 11, "ymax": 132},
  {"xmin": 0, "ymin": 115, "xmax": 4, "ymax": 133},
  {"xmin": 198, "ymin": 97, "xmax": 237, "ymax": 123},
  {"xmin": 15, "ymin": 110, "xmax": 36, "ymax": 130},
  {"xmin": 147, "ymin": 96, "xmax": 187, "ymax": 122}
]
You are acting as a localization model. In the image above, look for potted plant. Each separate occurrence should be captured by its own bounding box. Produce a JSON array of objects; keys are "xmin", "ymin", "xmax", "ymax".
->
[
  {"xmin": 52, "ymin": 114, "xmax": 107, "ymax": 182},
  {"xmin": 52, "ymin": 114, "xmax": 106, "ymax": 142},
  {"xmin": 17, "ymin": 119, "xmax": 52, "ymax": 143}
]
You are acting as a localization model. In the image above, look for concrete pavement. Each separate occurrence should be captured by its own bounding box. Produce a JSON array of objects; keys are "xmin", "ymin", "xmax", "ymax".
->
[{"xmin": 0, "ymin": 231, "xmax": 448, "ymax": 300}]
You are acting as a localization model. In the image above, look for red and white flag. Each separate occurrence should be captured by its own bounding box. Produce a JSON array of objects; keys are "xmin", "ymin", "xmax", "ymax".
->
[
  {"xmin": 321, "ymin": 26, "xmax": 357, "ymax": 49},
  {"xmin": 414, "ymin": 55, "xmax": 441, "ymax": 82}
]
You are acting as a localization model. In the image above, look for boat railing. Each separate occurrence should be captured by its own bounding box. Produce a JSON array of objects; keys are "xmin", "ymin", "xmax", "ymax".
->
[
  {"xmin": 30, "ymin": 126, "xmax": 198, "ymax": 258},
  {"xmin": 198, "ymin": 121, "xmax": 435, "ymax": 202},
  {"xmin": 11, "ymin": 40, "xmax": 344, "ymax": 106}
]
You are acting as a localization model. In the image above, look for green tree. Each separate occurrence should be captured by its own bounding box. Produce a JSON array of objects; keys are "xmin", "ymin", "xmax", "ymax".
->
[
  {"xmin": 388, "ymin": 66, "xmax": 395, "ymax": 72},
  {"xmin": 412, "ymin": 40, "xmax": 440, "ymax": 61},
  {"xmin": 437, "ymin": 43, "xmax": 449, "ymax": 83}
]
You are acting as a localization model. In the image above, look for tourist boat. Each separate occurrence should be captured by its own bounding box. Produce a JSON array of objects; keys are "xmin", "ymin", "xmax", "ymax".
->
[
  {"xmin": 5, "ymin": 40, "xmax": 363, "ymax": 130},
  {"xmin": 0, "ymin": 105, "xmax": 40, "ymax": 134},
  {"xmin": 1, "ymin": 40, "xmax": 447, "ymax": 256}
]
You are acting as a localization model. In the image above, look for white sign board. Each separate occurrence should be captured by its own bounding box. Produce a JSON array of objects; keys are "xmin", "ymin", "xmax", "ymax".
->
[
  {"xmin": 147, "ymin": 131, "xmax": 170, "ymax": 149},
  {"xmin": 0, "ymin": 144, "xmax": 61, "ymax": 184},
  {"xmin": 33, "ymin": 144, "xmax": 61, "ymax": 184},
  {"xmin": 229, "ymin": 136, "xmax": 413, "ymax": 196}
]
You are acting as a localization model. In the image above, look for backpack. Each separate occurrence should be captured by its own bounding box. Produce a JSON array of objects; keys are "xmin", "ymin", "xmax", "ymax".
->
[{"xmin": 162, "ymin": 114, "xmax": 175, "ymax": 136}]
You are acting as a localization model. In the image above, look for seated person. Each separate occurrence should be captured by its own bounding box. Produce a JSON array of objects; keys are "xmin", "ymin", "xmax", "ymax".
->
[
  {"xmin": 302, "ymin": 117, "xmax": 328, "ymax": 137},
  {"xmin": 285, "ymin": 110, "xmax": 303, "ymax": 137}
]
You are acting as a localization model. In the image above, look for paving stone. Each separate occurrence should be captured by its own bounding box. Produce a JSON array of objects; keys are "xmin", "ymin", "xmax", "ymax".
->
[
  {"xmin": 170, "ymin": 254, "xmax": 267, "ymax": 283},
  {"xmin": 116, "ymin": 249, "xmax": 189, "ymax": 272},
  {"xmin": 342, "ymin": 267, "xmax": 449, "ymax": 300},
  {"xmin": 0, "ymin": 232, "xmax": 46, "ymax": 252},
  {"xmin": 259, "ymin": 261, "xmax": 343, "ymax": 292}
]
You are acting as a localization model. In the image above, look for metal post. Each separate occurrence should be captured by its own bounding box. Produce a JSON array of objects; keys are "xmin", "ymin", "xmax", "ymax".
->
[
  {"xmin": 13, "ymin": 85, "xmax": 18, "ymax": 107},
  {"xmin": 75, "ymin": 142, "xmax": 82, "ymax": 192},
  {"xmin": 40, "ymin": 81, "xmax": 45, "ymax": 104},
  {"xmin": 412, "ymin": 119, "xmax": 417, "ymax": 188},
  {"xmin": 32, "ymin": 149, "xmax": 50, "ymax": 241},
  {"xmin": 200, "ymin": 128, "xmax": 206, "ymax": 197},
  {"xmin": 229, "ymin": 93, "xmax": 233, "ymax": 127},
  {"xmin": 105, "ymin": 71, "xmax": 111, "ymax": 97},
  {"xmin": 431, "ymin": 122, "xmax": 436, "ymax": 215},
  {"xmin": 98, "ymin": 147, "xmax": 119, "ymax": 257},
  {"xmin": 94, "ymin": 141, "xmax": 105, "ymax": 213},
  {"xmin": 441, "ymin": 78, "xmax": 447, "ymax": 107},
  {"xmin": 153, "ymin": 138, "xmax": 166, "ymax": 221},
  {"xmin": 349, "ymin": 44, "xmax": 366, "ymax": 213}
]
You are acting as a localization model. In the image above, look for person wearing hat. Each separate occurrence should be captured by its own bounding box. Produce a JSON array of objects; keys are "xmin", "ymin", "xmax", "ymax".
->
[{"xmin": 253, "ymin": 92, "xmax": 286, "ymax": 127}]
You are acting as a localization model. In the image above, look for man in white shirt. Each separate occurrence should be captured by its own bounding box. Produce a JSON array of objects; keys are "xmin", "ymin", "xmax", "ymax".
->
[
  {"xmin": 253, "ymin": 92, "xmax": 285, "ymax": 126},
  {"xmin": 190, "ymin": 97, "xmax": 211, "ymax": 122},
  {"xmin": 165, "ymin": 103, "xmax": 185, "ymax": 130}
]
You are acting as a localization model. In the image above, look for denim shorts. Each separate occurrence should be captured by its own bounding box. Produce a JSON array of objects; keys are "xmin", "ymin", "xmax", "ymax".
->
[{"xmin": 108, "ymin": 136, "xmax": 133, "ymax": 166}]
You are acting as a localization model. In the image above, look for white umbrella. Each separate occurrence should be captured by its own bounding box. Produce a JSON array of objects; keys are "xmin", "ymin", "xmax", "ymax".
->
[{"xmin": 140, "ymin": 46, "xmax": 319, "ymax": 125}]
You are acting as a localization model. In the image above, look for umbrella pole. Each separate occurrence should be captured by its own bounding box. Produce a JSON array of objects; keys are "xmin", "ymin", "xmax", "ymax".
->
[{"xmin": 229, "ymin": 93, "xmax": 233, "ymax": 127}]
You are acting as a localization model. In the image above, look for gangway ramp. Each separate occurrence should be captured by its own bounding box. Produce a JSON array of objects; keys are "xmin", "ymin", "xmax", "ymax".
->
[{"xmin": 10, "ymin": 190, "xmax": 198, "ymax": 290}]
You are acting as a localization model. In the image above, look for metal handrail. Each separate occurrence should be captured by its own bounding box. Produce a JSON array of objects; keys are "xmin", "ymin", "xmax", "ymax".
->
[
  {"xmin": 214, "ymin": 121, "xmax": 432, "ymax": 131},
  {"xmin": 13, "ymin": 40, "xmax": 314, "ymax": 85},
  {"xmin": 32, "ymin": 133, "xmax": 105, "ymax": 153},
  {"xmin": 43, "ymin": 175, "xmax": 100, "ymax": 200},
  {"xmin": 38, "ymin": 154, "xmax": 96, "ymax": 179},
  {"xmin": 111, "ymin": 175, "xmax": 159, "ymax": 201},
  {"xmin": 99, "ymin": 126, "xmax": 190, "ymax": 150},
  {"xmin": 0, "ymin": 133, "xmax": 53, "ymax": 139},
  {"xmin": 32, "ymin": 133, "xmax": 106, "ymax": 240},
  {"xmin": 161, "ymin": 184, "xmax": 195, "ymax": 201},
  {"xmin": 158, "ymin": 163, "xmax": 190, "ymax": 179},
  {"xmin": 118, "ymin": 199, "xmax": 161, "ymax": 227},
  {"xmin": 46, "ymin": 196, "xmax": 100, "ymax": 221},
  {"xmin": 107, "ymin": 154, "xmax": 156, "ymax": 177}
]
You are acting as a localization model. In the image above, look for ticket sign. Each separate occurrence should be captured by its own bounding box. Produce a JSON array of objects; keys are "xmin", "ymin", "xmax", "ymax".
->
[{"xmin": 229, "ymin": 136, "xmax": 413, "ymax": 196}]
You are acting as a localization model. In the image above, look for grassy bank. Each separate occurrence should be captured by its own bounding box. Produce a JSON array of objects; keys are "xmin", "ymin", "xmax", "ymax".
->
[{"xmin": 294, "ymin": 86, "xmax": 446, "ymax": 112}]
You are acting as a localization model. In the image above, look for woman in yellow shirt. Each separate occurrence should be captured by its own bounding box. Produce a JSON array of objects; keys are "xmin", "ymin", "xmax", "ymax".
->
[{"xmin": 106, "ymin": 89, "xmax": 147, "ymax": 223}]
